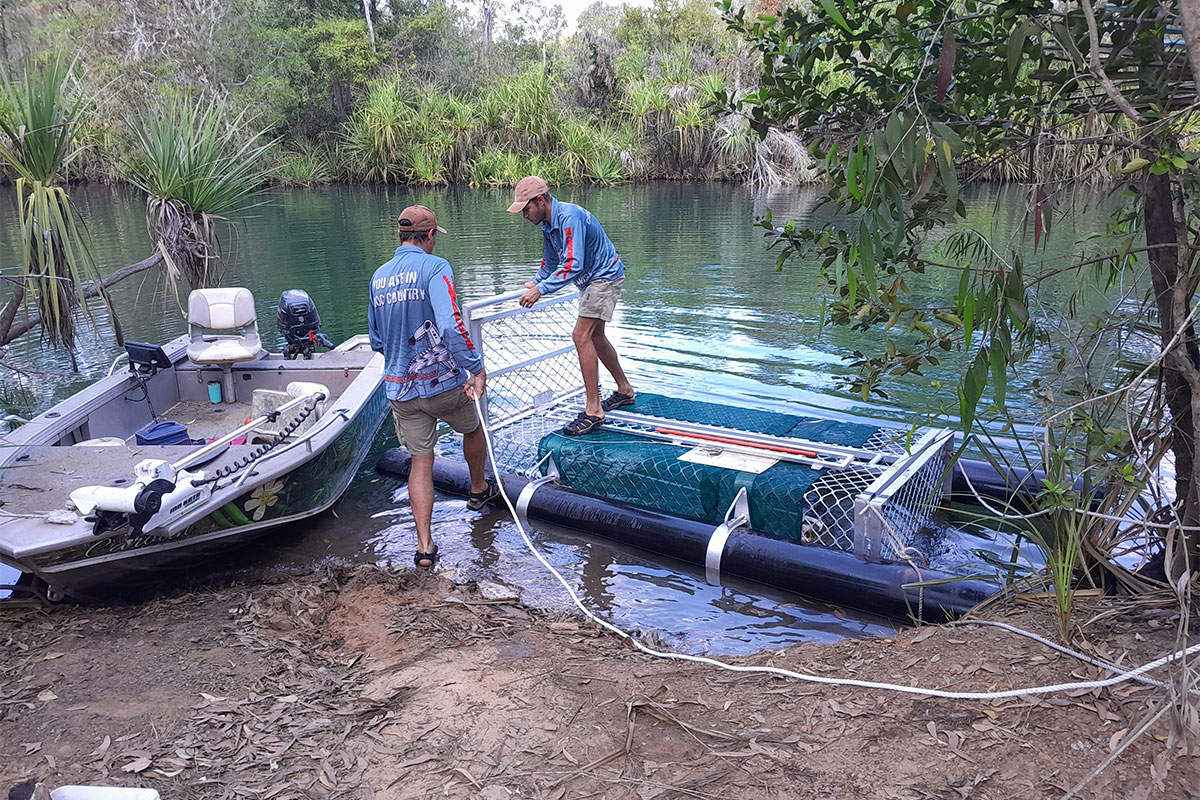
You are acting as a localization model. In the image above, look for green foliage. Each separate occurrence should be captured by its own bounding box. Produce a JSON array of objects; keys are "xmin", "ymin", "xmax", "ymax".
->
[
  {"xmin": 4, "ymin": 0, "xmax": 808, "ymax": 187},
  {"xmin": 299, "ymin": 18, "xmax": 383, "ymax": 88},
  {"xmin": 277, "ymin": 142, "xmax": 333, "ymax": 187},
  {"xmin": 0, "ymin": 54, "xmax": 100, "ymax": 351},
  {"xmin": 724, "ymin": 0, "xmax": 1200, "ymax": 600},
  {"xmin": 0, "ymin": 55, "xmax": 84, "ymax": 183},
  {"xmin": 470, "ymin": 148, "xmax": 532, "ymax": 187},
  {"xmin": 127, "ymin": 97, "xmax": 276, "ymax": 289},
  {"xmin": 585, "ymin": 150, "xmax": 629, "ymax": 185},
  {"xmin": 128, "ymin": 98, "xmax": 275, "ymax": 217},
  {"xmin": 721, "ymin": 0, "xmax": 1185, "ymax": 422},
  {"xmin": 342, "ymin": 78, "xmax": 412, "ymax": 182}
]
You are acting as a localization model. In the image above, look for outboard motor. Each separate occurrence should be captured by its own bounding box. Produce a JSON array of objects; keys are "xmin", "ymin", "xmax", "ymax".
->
[{"xmin": 277, "ymin": 289, "xmax": 334, "ymax": 360}]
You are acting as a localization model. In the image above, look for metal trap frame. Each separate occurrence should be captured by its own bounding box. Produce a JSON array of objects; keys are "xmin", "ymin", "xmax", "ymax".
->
[{"xmin": 462, "ymin": 289, "xmax": 953, "ymax": 565}]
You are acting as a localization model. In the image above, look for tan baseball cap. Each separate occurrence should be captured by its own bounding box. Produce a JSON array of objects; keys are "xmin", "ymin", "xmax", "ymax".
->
[
  {"xmin": 397, "ymin": 205, "xmax": 447, "ymax": 233},
  {"xmin": 507, "ymin": 176, "xmax": 550, "ymax": 213}
]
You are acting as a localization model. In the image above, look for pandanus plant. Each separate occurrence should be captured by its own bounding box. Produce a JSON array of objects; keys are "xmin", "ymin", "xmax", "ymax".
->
[
  {"xmin": 0, "ymin": 55, "xmax": 104, "ymax": 355},
  {"xmin": 127, "ymin": 98, "xmax": 275, "ymax": 291}
]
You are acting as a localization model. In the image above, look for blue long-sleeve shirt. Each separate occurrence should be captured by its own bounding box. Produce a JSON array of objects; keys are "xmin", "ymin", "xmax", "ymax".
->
[
  {"xmin": 368, "ymin": 245, "xmax": 484, "ymax": 402},
  {"xmin": 535, "ymin": 198, "xmax": 625, "ymax": 296}
]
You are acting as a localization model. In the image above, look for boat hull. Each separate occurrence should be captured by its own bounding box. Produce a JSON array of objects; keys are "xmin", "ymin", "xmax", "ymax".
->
[{"xmin": 2, "ymin": 363, "xmax": 389, "ymax": 602}]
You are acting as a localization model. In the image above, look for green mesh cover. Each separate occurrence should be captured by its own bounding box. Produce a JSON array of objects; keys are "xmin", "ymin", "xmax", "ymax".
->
[{"xmin": 538, "ymin": 394, "xmax": 881, "ymax": 542}]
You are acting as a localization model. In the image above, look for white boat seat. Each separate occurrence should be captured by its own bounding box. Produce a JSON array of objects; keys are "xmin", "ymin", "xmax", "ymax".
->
[
  {"xmin": 186, "ymin": 288, "xmax": 265, "ymax": 402},
  {"xmin": 189, "ymin": 337, "xmax": 262, "ymax": 365}
]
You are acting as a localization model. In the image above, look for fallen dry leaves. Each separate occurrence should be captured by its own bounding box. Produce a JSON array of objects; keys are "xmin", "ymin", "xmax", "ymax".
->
[{"xmin": 0, "ymin": 565, "xmax": 1195, "ymax": 800}]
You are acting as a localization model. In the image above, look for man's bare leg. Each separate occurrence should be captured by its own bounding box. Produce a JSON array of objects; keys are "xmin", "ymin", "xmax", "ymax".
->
[
  {"xmin": 591, "ymin": 320, "xmax": 634, "ymax": 398},
  {"xmin": 573, "ymin": 317, "xmax": 603, "ymax": 417},
  {"xmin": 409, "ymin": 452, "xmax": 436, "ymax": 563},
  {"xmin": 462, "ymin": 425, "xmax": 489, "ymax": 494}
]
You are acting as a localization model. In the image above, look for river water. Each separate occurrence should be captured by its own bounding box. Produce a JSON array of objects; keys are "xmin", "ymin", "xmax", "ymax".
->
[{"xmin": 0, "ymin": 182, "xmax": 1114, "ymax": 652}]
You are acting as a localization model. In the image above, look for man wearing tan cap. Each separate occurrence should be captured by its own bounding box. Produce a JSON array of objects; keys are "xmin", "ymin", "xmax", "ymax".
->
[
  {"xmin": 508, "ymin": 176, "xmax": 635, "ymax": 436},
  {"xmin": 368, "ymin": 205, "xmax": 498, "ymax": 569}
]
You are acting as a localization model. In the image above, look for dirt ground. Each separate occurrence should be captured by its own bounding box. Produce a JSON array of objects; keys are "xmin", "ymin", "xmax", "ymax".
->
[{"xmin": 0, "ymin": 565, "xmax": 1196, "ymax": 800}]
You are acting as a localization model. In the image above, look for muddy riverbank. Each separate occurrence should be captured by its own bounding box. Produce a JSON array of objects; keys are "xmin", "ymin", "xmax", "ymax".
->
[{"xmin": 1, "ymin": 565, "xmax": 1195, "ymax": 799}]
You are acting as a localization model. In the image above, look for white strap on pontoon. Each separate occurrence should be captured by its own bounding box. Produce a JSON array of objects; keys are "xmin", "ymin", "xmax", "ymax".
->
[
  {"xmin": 515, "ymin": 456, "xmax": 559, "ymax": 527},
  {"xmin": 705, "ymin": 487, "xmax": 750, "ymax": 586}
]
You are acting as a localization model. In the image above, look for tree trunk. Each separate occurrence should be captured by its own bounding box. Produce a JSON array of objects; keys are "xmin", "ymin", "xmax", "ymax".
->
[
  {"xmin": 0, "ymin": 252, "xmax": 163, "ymax": 347},
  {"xmin": 1144, "ymin": 172, "xmax": 1200, "ymax": 579},
  {"xmin": 331, "ymin": 78, "xmax": 352, "ymax": 119},
  {"xmin": 0, "ymin": 0, "xmax": 9, "ymax": 65},
  {"xmin": 1178, "ymin": 0, "xmax": 1200, "ymax": 103},
  {"xmin": 361, "ymin": 0, "xmax": 376, "ymax": 52}
]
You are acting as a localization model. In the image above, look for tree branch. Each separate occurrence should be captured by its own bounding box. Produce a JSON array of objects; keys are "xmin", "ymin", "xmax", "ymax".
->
[
  {"xmin": 0, "ymin": 252, "xmax": 163, "ymax": 347},
  {"xmin": 1080, "ymin": 0, "xmax": 1145, "ymax": 124},
  {"xmin": 0, "ymin": 283, "xmax": 26, "ymax": 347}
]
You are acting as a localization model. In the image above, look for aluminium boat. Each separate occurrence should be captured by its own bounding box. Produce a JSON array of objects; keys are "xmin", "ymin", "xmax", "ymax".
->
[{"xmin": 0, "ymin": 287, "xmax": 387, "ymax": 601}]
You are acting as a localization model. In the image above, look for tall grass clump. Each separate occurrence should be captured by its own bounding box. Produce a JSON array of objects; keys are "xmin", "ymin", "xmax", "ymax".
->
[
  {"xmin": 127, "ymin": 98, "xmax": 275, "ymax": 290},
  {"xmin": 469, "ymin": 148, "xmax": 525, "ymax": 186},
  {"xmin": 484, "ymin": 69, "xmax": 561, "ymax": 151},
  {"xmin": 334, "ymin": 60, "xmax": 817, "ymax": 188},
  {"xmin": 343, "ymin": 79, "xmax": 412, "ymax": 182},
  {"xmin": 277, "ymin": 141, "xmax": 333, "ymax": 187},
  {"xmin": 0, "ymin": 55, "xmax": 101, "ymax": 353}
]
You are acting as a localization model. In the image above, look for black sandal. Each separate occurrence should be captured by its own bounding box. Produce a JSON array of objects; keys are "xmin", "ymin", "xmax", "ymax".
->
[
  {"xmin": 413, "ymin": 544, "xmax": 439, "ymax": 569},
  {"xmin": 466, "ymin": 477, "xmax": 500, "ymax": 511},
  {"xmin": 601, "ymin": 391, "xmax": 635, "ymax": 411},
  {"xmin": 563, "ymin": 412, "xmax": 604, "ymax": 436}
]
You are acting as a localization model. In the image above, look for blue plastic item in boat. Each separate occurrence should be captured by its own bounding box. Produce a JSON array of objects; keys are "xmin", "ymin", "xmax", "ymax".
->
[{"xmin": 135, "ymin": 420, "xmax": 196, "ymax": 446}]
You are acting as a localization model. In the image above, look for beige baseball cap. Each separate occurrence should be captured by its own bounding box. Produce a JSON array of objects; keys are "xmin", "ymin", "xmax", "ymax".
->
[
  {"xmin": 507, "ymin": 176, "xmax": 550, "ymax": 213},
  {"xmin": 398, "ymin": 205, "xmax": 447, "ymax": 233}
]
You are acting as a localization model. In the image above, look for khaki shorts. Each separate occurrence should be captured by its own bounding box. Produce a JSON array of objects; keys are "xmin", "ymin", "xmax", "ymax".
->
[
  {"xmin": 390, "ymin": 387, "xmax": 479, "ymax": 456},
  {"xmin": 579, "ymin": 276, "xmax": 624, "ymax": 321}
]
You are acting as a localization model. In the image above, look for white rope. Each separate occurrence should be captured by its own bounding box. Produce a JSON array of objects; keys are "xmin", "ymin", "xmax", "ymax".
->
[
  {"xmin": 470, "ymin": 396, "xmax": 1200, "ymax": 701},
  {"xmin": 949, "ymin": 619, "xmax": 1200, "ymax": 697},
  {"xmin": 0, "ymin": 509, "xmax": 54, "ymax": 520}
]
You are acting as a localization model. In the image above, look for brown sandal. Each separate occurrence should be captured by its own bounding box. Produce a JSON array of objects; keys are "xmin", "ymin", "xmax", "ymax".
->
[{"xmin": 563, "ymin": 412, "xmax": 604, "ymax": 436}]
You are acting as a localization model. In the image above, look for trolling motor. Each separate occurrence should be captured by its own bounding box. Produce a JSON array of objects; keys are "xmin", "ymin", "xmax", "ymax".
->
[
  {"xmin": 69, "ymin": 459, "xmax": 209, "ymax": 537},
  {"xmin": 277, "ymin": 289, "xmax": 334, "ymax": 360}
]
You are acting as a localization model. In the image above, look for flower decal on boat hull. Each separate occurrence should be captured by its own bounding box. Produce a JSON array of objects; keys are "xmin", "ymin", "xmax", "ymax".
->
[{"xmin": 245, "ymin": 479, "xmax": 286, "ymax": 521}]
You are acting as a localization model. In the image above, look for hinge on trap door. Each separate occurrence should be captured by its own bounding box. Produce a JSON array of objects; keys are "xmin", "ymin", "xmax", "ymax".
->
[{"xmin": 705, "ymin": 487, "xmax": 750, "ymax": 586}]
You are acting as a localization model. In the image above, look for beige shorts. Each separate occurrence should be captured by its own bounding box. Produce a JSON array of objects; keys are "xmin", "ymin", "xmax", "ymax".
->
[
  {"xmin": 390, "ymin": 387, "xmax": 479, "ymax": 456},
  {"xmin": 579, "ymin": 276, "xmax": 624, "ymax": 321}
]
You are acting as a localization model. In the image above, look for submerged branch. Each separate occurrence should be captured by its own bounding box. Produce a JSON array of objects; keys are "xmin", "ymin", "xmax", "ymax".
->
[{"xmin": 0, "ymin": 252, "xmax": 164, "ymax": 347}]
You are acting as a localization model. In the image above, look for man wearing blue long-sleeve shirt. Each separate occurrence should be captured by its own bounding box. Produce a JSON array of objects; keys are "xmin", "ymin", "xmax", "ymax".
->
[
  {"xmin": 368, "ymin": 205, "xmax": 497, "ymax": 568},
  {"xmin": 509, "ymin": 176, "xmax": 636, "ymax": 436}
]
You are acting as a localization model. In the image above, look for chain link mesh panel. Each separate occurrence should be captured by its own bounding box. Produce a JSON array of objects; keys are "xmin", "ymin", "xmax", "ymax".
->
[
  {"xmin": 801, "ymin": 467, "xmax": 879, "ymax": 550},
  {"xmin": 466, "ymin": 291, "xmax": 953, "ymax": 563},
  {"xmin": 466, "ymin": 292, "xmax": 584, "ymax": 476},
  {"xmin": 876, "ymin": 438, "xmax": 953, "ymax": 561},
  {"xmin": 864, "ymin": 427, "xmax": 919, "ymax": 457}
]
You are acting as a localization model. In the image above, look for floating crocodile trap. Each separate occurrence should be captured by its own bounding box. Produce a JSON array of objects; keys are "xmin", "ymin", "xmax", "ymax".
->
[{"xmin": 463, "ymin": 290, "xmax": 954, "ymax": 564}]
